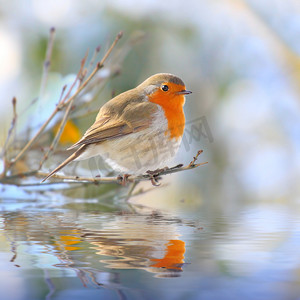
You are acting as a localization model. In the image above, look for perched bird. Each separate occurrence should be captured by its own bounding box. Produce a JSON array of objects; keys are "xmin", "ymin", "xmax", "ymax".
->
[{"xmin": 42, "ymin": 73, "xmax": 191, "ymax": 182}]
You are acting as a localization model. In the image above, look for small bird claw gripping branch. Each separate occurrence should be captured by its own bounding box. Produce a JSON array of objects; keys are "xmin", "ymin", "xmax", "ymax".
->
[{"xmin": 36, "ymin": 149, "xmax": 207, "ymax": 186}]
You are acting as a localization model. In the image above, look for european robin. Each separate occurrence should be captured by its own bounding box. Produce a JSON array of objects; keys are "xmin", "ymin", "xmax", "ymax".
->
[{"xmin": 42, "ymin": 73, "xmax": 191, "ymax": 182}]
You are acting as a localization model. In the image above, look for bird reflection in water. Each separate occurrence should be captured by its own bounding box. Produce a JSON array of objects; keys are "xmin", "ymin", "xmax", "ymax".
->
[
  {"xmin": 82, "ymin": 216, "xmax": 186, "ymax": 278},
  {"xmin": 3, "ymin": 211, "xmax": 187, "ymax": 287},
  {"xmin": 150, "ymin": 239, "xmax": 185, "ymax": 271}
]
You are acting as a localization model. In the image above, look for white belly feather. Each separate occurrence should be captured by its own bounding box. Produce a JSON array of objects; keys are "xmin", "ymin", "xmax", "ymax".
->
[{"xmin": 75, "ymin": 107, "xmax": 182, "ymax": 174}]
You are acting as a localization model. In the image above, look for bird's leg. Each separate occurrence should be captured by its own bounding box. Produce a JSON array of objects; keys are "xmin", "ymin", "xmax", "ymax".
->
[
  {"xmin": 145, "ymin": 164, "xmax": 183, "ymax": 186},
  {"xmin": 117, "ymin": 174, "xmax": 130, "ymax": 186},
  {"xmin": 146, "ymin": 168, "xmax": 166, "ymax": 186},
  {"xmin": 147, "ymin": 173, "xmax": 160, "ymax": 186}
]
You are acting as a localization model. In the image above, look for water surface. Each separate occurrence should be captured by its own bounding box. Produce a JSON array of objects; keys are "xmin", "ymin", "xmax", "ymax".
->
[{"xmin": 1, "ymin": 194, "xmax": 300, "ymax": 300}]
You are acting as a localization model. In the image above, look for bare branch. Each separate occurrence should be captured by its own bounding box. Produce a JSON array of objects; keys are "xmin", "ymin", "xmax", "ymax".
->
[
  {"xmin": 9, "ymin": 31, "xmax": 123, "ymax": 167},
  {"xmin": 1, "ymin": 97, "xmax": 18, "ymax": 176},
  {"xmin": 38, "ymin": 100, "xmax": 73, "ymax": 169},
  {"xmin": 188, "ymin": 149, "xmax": 203, "ymax": 167},
  {"xmin": 2, "ymin": 97, "xmax": 17, "ymax": 156},
  {"xmin": 39, "ymin": 27, "xmax": 56, "ymax": 97},
  {"xmin": 86, "ymin": 45, "xmax": 101, "ymax": 75},
  {"xmin": 1, "ymin": 150, "xmax": 207, "ymax": 187},
  {"xmin": 38, "ymin": 51, "xmax": 91, "ymax": 169},
  {"xmin": 41, "ymin": 155, "xmax": 207, "ymax": 185}
]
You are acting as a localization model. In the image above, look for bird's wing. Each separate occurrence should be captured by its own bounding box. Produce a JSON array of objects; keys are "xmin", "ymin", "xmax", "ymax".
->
[{"xmin": 68, "ymin": 101, "xmax": 158, "ymax": 149}]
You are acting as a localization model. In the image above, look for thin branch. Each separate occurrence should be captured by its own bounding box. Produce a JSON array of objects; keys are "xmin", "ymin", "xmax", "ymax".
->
[
  {"xmin": 77, "ymin": 49, "xmax": 89, "ymax": 86},
  {"xmin": 10, "ymin": 31, "xmax": 123, "ymax": 167},
  {"xmin": 86, "ymin": 45, "xmax": 101, "ymax": 75},
  {"xmin": 61, "ymin": 31, "xmax": 123, "ymax": 108},
  {"xmin": 38, "ymin": 100, "xmax": 73, "ymax": 169},
  {"xmin": 2, "ymin": 97, "xmax": 17, "ymax": 157},
  {"xmin": 189, "ymin": 149, "xmax": 203, "ymax": 167},
  {"xmin": 38, "ymin": 52, "xmax": 90, "ymax": 169},
  {"xmin": 1, "ymin": 97, "xmax": 18, "ymax": 176},
  {"xmin": 1, "ymin": 150, "xmax": 207, "ymax": 187},
  {"xmin": 42, "ymin": 159, "xmax": 207, "ymax": 184},
  {"xmin": 61, "ymin": 57, "xmax": 99, "ymax": 107},
  {"xmin": 10, "ymin": 62, "xmax": 84, "ymax": 168},
  {"xmin": 2, "ymin": 170, "xmax": 38, "ymax": 180},
  {"xmin": 10, "ymin": 107, "xmax": 56, "ymax": 166},
  {"xmin": 58, "ymin": 85, "xmax": 68, "ymax": 105},
  {"xmin": 99, "ymin": 31, "xmax": 123, "ymax": 68},
  {"xmin": 3, "ymin": 181, "xmax": 84, "ymax": 187},
  {"xmin": 39, "ymin": 27, "xmax": 56, "ymax": 97},
  {"xmin": 19, "ymin": 97, "xmax": 39, "ymax": 117},
  {"xmin": 58, "ymin": 49, "xmax": 89, "ymax": 107}
]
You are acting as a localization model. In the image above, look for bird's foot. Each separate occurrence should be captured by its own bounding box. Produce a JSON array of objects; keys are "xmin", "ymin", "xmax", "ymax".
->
[
  {"xmin": 146, "ymin": 168, "xmax": 168, "ymax": 186},
  {"xmin": 117, "ymin": 174, "xmax": 130, "ymax": 186},
  {"xmin": 145, "ymin": 164, "xmax": 183, "ymax": 186}
]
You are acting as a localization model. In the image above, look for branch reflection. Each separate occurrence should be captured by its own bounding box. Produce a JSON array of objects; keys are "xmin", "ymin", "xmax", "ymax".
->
[{"xmin": 2, "ymin": 210, "xmax": 187, "ymax": 287}]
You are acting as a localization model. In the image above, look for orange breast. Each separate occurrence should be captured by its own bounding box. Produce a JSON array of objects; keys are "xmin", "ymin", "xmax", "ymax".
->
[{"xmin": 149, "ymin": 84, "xmax": 185, "ymax": 140}]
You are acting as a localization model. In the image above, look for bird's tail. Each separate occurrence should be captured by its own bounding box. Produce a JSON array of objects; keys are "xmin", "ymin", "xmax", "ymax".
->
[{"xmin": 41, "ymin": 145, "xmax": 87, "ymax": 183}]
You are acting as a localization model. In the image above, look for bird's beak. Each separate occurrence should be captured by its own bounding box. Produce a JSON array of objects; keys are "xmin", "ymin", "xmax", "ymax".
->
[{"xmin": 176, "ymin": 90, "xmax": 192, "ymax": 95}]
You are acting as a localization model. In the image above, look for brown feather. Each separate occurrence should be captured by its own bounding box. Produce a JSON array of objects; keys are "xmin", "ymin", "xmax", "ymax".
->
[
  {"xmin": 68, "ymin": 101, "xmax": 158, "ymax": 149},
  {"xmin": 41, "ymin": 145, "xmax": 87, "ymax": 182}
]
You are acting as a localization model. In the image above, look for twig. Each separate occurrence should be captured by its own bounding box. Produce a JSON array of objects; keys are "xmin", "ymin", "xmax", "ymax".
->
[
  {"xmin": 58, "ymin": 49, "xmax": 89, "ymax": 107},
  {"xmin": 10, "ymin": 31, "xmax": 123, "ymax": 167},
  {"xmin": 77, "ymin": 45, "xmax": 101, "ymax": 88},
  {"xmin": 39, "ymin": 27, "xmax": 56, "ymax": 97},
  {"xmin": 38, "ymin": 100, "xmax": 73, "ymax": 169},
  {"xmin": 2, "ymin": 97, "xmax": 17, "ymax": 157},
  {"xmin": 1, "ymin": 97, "xmax": 18, "ymax": 176},
  {"xmin": 3, "ymin": 181, "xmax": 83, "ymax": 187},
  {"xmin": 38, "ymin": 52, "xmax": 89, "ymax": 169},
  {"xmin": 86, "ymin": 45, "xmax": 101, "ymax": 75},
  {"xmin": 43, "ymin": 159, "xmax": 207, "ymax": 183},
  {"xmin": 19, "ymin": 97, "xmax": 39, "ymax": 117},
  {"xmin": 78, "ymin": 49, "xmax": 89, "ymax": 86},
  {"xmin": 100, "ymin": 31, "xmax": 123, "ymax": 67},
  {"xmin": 1, "ymin": 150, "xmax": 207, "ymax": 187},
  {"xmin": 58, "ymin": 85, "xmax": 67, "ymax": 105},
  {"xmin": 188, "ymin": 149, "xmax": 203, "ymax": 167},
  {"xmin": 57, "ymin": 31, "xmax": 122, "ymax": 109},
  {"xmin": 1, "ymin": 170, "xmax": 38, "ymax": 180},
  {"xmin": 10, "ymin": 108, "xmax": 56, "ymax": 166}
]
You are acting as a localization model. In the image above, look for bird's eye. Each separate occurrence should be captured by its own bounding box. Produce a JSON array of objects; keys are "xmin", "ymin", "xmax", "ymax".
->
[{"xmin": 161, "ymin": 85, "xmax": 169, "ymax": 92}]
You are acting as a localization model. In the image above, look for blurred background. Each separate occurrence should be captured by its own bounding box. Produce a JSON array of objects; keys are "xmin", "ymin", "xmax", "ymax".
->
[
  {"xmin": 1, "ymin": 0, "xmax": 299, "ymax": 210},
  {"xmin": 1, "ymin": 0, "xmax": 300, "ymax": 299}
]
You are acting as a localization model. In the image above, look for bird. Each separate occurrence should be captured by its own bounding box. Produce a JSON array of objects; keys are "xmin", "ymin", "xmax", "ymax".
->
[{"xmin": 42, "ymin": 73, "xmax": 191, "ymax": 182}]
